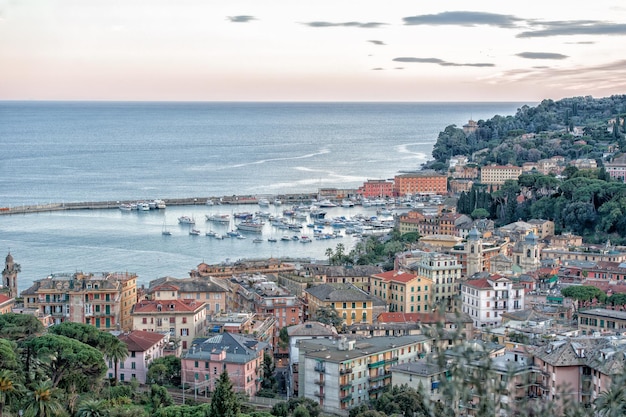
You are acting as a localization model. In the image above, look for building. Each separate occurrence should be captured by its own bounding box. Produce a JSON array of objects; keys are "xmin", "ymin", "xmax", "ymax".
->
[
  {"xmin": 577, "ymin": 308, "xmax": 626, "ymax": 335},
  {"xmin": 509, "ymin": 231, "xmax": 542, "ymax": 273},
  {"xmin": 358, "ymin": 179, "xmax": 394, "ymax": 199},
  {"xmin": 448, "ymin": 229, "xmax": 509, "ymax": 278},
  {"xmin": 131, "ymin": 298, "xmax": 206, "ymax": 350},
  {"xmin": 181, "ymin": 332, "xmax": 269, "ymax": 396},
  {"xmin": 605, "ymin": 154, "xmax": 626, "ymax": 183},
  {"xmin": 109, "ymin": 330, "xmax": 169, "ymax": 383},
  {"xmin": 527, "ymin": 219, "xmax": 555, "ymax": 239},
  {"xmin": 0, "ymin": 293, "xmax": 14, "ymax": 314},
  {"xmin": 305, "ymin": 283, "xmax": 384, "ymax": 326},
  {"xmin": 541, "ymin": 246, "xmax": 626, "ymax": 264},
  {"xmin": 301, "ymin": 264, "xmax": 383, "ymax": 293},
  {"xmin": 2, "ymin": 253, "xmax": 19, "ymax": 299},
  {"xmin": 287, "ymin": 321, "xmax": 339, "ymax": 396},
  {"xmin": 390, "ymin": 361, "xmax": 447, "ymax": 405},
  {"xmin": 462, "ymin": 119, "xmax": 478, "ymax": 135},
  {"xmin": 479, "ymin": 164, "xmax": 523, "ymax": 186},
  {"xmin": 406, "ymin": 252, "xmax": 462, "ymax": 312},
  {"xmin": 299, "ymin": 335, "xmax": 431, "ymax": 415},
  {"xmin": 461, "ymin": 274, "xmax": 525, "ymax": 328},
  {"xmin": 21, "ymin": 271, "xmax": 137, "ymax": 330},
  {"xmin": 146, "ymin": 276, "xmax": 231, "ymax": 317},
  {"xmin": 370, "ymin": 270, "xmax": 432, "ymax": 314},
  {"xmin": 393, "ymin": 171, "xmax": 447, "ymax": 197}
]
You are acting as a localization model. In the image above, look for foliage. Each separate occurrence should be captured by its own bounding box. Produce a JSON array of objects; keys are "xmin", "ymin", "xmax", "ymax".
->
[
  {"xmin": 260, "ymin": 352, "xmax": 276, "ymax": 390},
  {"xmin": 271, "ymin": 402, "xmax": 288, "ymax": 417},
  {"xmin": 0, "ymin": 339, "xmax": 20, "ymax": 372},
  {"xmin": 149, "ymin": 384, "xmax": 173, "ymax": 411},
  {"xmin": 285, "ymin": 398, "xmax": 319, "ymax": 417},
  {"xmin": 0, "ymin": 370, "xmax": 23, "ymax": 417},
  {"xmin": 278, "ymin": 327, "xmax": 290, "ymax": 350},
  {"xmin": 76, "ymin": 400, "xmax": 106, "ymax": 417},
  {"xmin": 207, "ymin": 372, "xmax": 240, "ymax": 417},
  {"xmin": 153, "ymin": 404, "xmax": 210, "ymax": 417},
  {"xmin": 561, "ymin": 286, "xmax": 607, "ymax": 309},
  {"xmin": 0, "ymin": 313, "xmax": 44, "ymax": 341},
  {"xmin": 312, "ymin": 306, "xmax": 343, "ymax": 328},
  {"xmin": 147, "ymin": 356, "xmax": 181, "ymax": 387},
  {"xmin": 24, "ymin": 380, "xmax": 65, "ymax": 417},
  {"xmin": 27, "ymin": 334, "xmax": 106, "ymax": 390}
]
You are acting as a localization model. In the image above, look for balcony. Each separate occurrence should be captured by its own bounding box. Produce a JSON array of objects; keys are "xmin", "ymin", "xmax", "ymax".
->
[
  {"xmin": 340, "ymin": 368, "xmax": 353, "ymax": 375},
  {"xmin": 340, "ymin": 383, "xmax": 352, "ymax": 391},
  {"xmin": 314, "ymin": 380, "xmax": 325, "ymax": 386},
  {"xmin": 314, "ymin": 391, "xmax": 325, "ymax": 399},
  {"xmin": 340, "ymin": 394, "xmax": 352, "ymax": 403},
  {"xmin": 368, "ymin": 357, "xmax": 398, "ymax": 369},
  {"xmin": 369, "ymin": 372, "xmax": 391, "ymax": 383},
  {"xmin": 314, "ymin": 364, "xmax": 326, "ymax": 373},
  {"xmin": 368, "ymin": 385, "xmax": 386, "ymax": 395}
]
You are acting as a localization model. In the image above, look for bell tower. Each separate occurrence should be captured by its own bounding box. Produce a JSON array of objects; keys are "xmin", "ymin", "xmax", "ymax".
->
[
  {"xmin": 466, "ymin": 227, "xmax": 483, "ymax": 277},
  {"xmin": 2, "ymin": 252, "xmax": 19, "ymax": 299}
]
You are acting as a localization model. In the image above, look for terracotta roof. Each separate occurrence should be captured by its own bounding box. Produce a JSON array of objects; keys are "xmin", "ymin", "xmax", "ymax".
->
[
  {"xmin": 371, "ymin": 270, "xmax": 418, "ymax": 283},
  {"xmin": 132, "ymin": 299, "xmax": 205, "ymax": 313},
  {"xmin": 119, "ymin": 330, "xmax": 166, "ymax": 352},
  {"xmin": 0, "ymin": 294, "xmax": 13, "ymax": 304},
  {"xmin": 465, "ymin": 278, "xmax": 492, "ymax": 289}
]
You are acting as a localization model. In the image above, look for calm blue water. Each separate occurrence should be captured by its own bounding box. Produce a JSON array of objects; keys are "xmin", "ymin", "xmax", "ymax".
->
[{"xmin": 0, "ymin": 101, "xmax": 529, "ymax": 293}]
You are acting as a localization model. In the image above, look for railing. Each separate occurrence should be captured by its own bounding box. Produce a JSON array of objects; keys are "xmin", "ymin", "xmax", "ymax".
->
[
  {"xmin": 340, "ymin": 368, "xmax": 353, "ymax": 374},
  {"xmin": 314, "ymin": 391, "xmax": 325, "ymax": 398},
  {"xmin": 369, "ymin": 372, "xmax": 391, "ymax": 383},
  {"xmin": 340, "ymin": 383, "xmax": 352, "ymax": 390},
  {"xmin": 368, "ymin": 385, "xmax": 386, "ymax": 395},
  {"xmin": 340, "ymin": 394, "xmax": 352, "ymax": 403},
  {"xmin": 368, "ymin": 357, "xmax": 398, "ymax": 368},
  {"xmin": 314, "ymin": 364, "xmax": 325, "ymax": 373},
  {"xmin": 314, "ymin": 380, "xmax": 325, "ymax": 386}
]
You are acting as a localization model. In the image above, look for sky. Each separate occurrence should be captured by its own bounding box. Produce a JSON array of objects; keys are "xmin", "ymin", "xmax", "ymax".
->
[{"xmin": 1, "ymin": 0, "xmax": 626, "ymax": 102}]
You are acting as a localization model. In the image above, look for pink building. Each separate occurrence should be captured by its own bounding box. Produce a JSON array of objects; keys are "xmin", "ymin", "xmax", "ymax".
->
[
  {"xmin": 358, "ymin": 179, "xmax": 394, "ymax": 199},
  {"xmin": 181, "ymin": 332, "xmax": 269, "ymax": 396},
  {"xmin": 108, "ymin": 330, "xmax": 169, "ymax": 383}
]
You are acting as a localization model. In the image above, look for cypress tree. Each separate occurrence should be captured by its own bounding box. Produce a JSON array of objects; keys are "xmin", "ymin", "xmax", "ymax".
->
[{"xmin": 209, "ymin": 371, "xmax": 241, "ymax": 417}]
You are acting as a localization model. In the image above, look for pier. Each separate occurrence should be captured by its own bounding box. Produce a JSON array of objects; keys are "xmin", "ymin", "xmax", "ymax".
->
[{"xmin": 0, "ymin": 193, "xmax": 323, "ymax": 216}]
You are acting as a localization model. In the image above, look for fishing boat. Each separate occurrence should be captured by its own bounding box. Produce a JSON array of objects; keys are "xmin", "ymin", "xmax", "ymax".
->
[
  {"xmin": 206, "ymin": 213, "xmax": 230, "ymax": 223},
  {"xmin": 178, "ymin": 215, "xmax": 195, "ymax": 225},
  {"xmin": 205, "ymin": 230, "xmax": 217, "ymax": 237},
  {"xmin": 236, "ymin": 220, "xmax": 264, "ymax": 233},
  {"xmin": 281, "ymin": 235, "xmax": 291, "ymax": 241},
  {"xmin": 258, "ymin": 198, "xmax": 270, "ymax": 207},
  {"xmin": 119, "ymin": 203, "xmax": 133, "ymax": 211},
  {"xmin": 267, "ymin": 237, "xmax": 277, "ymax": 242}
]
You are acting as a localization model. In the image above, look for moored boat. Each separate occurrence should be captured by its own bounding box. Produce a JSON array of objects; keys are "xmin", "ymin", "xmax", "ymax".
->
[
  {"xmin": 206, "ymin": 213, "xmax": 230, "ymax": 223},
  {"xmin": 189, "ymin": 228, "xmax": 201, "ymax": 235},
  {"xmin": 236, "ymin": 220, "xmax": 264, "ymax": 233},
  {"xmin": 178, "ymin": 215, "xmax": 195, "ymax": 225}
]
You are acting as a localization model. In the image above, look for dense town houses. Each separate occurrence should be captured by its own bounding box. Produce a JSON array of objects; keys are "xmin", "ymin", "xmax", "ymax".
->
[
  {"xmin": 21, "ymin": 270, "xmax": 137, "ymax": 330},
  {"xmin": 305, "ymin": 283, "xmax": 386, "ymax": 326},
  {"xmin": 146, "ymin": 276, "xmax": 232, "ymax": 317},
  {"xmin": 370, "ymin": 270, "xmax": 432, "ymax": 313}
]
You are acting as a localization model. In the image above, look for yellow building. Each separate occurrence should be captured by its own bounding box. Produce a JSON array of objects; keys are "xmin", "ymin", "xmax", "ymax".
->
[
  {"xmin": 305, "ymin": 283, "xmax": 384, "ymax": 326},
  {"xmin": 147, "ymin": 276, "xmax": 231, "ymax": 316},
  {"xmin": 370, "ymin": 270, "xmax": 432, "ymax": 313},
  {"xmin": 480, "ymin": 164, "xmax": 523, "ymax": 186}
]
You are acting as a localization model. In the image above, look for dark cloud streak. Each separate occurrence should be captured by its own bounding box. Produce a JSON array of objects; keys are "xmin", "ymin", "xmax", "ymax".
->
[
  {"xmin": 403, "ymin": 11, "xmax": 521, "ymax": 28},
  {"xmin": 516, "ymin": 52, "xmax": 569, "ymax": 60},
  {"xmin": 393, "ymin": 57, "xmax": 494, "ymax": 67},
  {"xmin": 518, "ymin": 22, "xmax": 626, "ymax": 37},
  {"xmin": 368, "ymin": 40, "xmax": 386, "ymax": 45},
  {"xmin": 227, "ymin": 15, "xmax": 256, "ymax": 23},
  {"xmin": 302, "ymin": 21, "xmax": 386, "ymax": 28}
]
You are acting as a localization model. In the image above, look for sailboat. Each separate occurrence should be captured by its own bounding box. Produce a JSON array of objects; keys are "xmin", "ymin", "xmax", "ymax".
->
[{"xmin": 162, "ymin": 220, "xmax": 172, "ymax": 236}]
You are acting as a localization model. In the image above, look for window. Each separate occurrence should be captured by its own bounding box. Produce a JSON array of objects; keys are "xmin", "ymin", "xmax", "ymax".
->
[
  {"xmin": 131, "ymin": 351, "xmax": 136, "ymax": 358},
  {"xmin": 142, "ymin": 318, "xmax": 147, "ymax": 324},
  {"xmin": 181, "ymin": 328, "xmax": 189, "ymax": 336},
  {"xmin": 182, "ymin": 317, "xmax": 187, "ymax": 324},
  {"xmin": 131, "ymin": 362, "xmax": 136, "ymax": 369},
  {"xmin": 169, "ymin": 317, "xmax": 175, "ymax": 323},
  {"xmin": 194, "ymin": 361, "xmax": 199, "ymax": 368},
  {"xmin": 351, "ymin": 302, "xmax": 356, "ymax": 309}
]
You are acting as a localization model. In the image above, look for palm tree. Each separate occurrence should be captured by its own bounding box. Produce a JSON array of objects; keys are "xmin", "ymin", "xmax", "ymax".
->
[
  {"xmin": 0, "ymin": 370, "xmax": 22, "ymax": 417},
  {"xmin": 103, "ymin": 338, "xmax": 128, "ymax": 384},
  {"xmin": 75, "ymin": 400, "xmax": 105, "ymax": 417},
  {"xmin": 24, "ymin": 380, "xmax": 64, "ymax": 417},
  {"xmin": 595, "ymin": 381, "xmax": 626, "ymax": 417},
  {"xmin": 325, "ymin": 248, "xmax": 333, "ymax": 265}
]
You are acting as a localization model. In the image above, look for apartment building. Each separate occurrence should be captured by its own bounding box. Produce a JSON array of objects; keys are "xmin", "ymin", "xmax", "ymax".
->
[
  {"xmin": 461, "ymin": 274, "xmax": 525, "ymax": 328},
  {"xmin": 109, "ymin": 330, "xmax": 169, "ymax": 383},
  {"xmin": 358, "ymin": 179, "xmax": 395, "ymax": 199},
  {"xmin": 370, "ymin": 270, "xmax": 432, "ymax": 313},
  {"xmin": 479, "ymin": 164, "xmax": 523, "ymax": 186},
  {"xmin": 21, "ymin": 271, "xmax": 137, "ymax": 330},
  {"xmin": 406, "ymin": 252, "xmax": 462, "ymax": 312},
  {"xmin": 299, "ymin": 335, "xmax": 431, "ymax": 415},
  {"xmin": 147, "ymin": 276, "xmax": 231, "ymax": 316},
  {"xmin": 305, "ymin": 283, "xmax": 384, "ymax": 326},
  {"xmin": 131, "ymin": 298, "xmax": 206, "ymax": 350},
  {"xmin": 393, "ymin": 171, "xmax": 447, "ymax": 197}
]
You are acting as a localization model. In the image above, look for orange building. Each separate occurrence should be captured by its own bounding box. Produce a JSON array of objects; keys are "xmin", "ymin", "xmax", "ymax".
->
[
  {"xmin": 0, "ymin": 293, "xmax": 14, "ymax": 314},
  {"xmin": 358, "ymin": 179, "xmax": 394, "ymax": 198},
  {"xmin": 393, "ymin": 172, "xmax": 447, "ymax": 197}
]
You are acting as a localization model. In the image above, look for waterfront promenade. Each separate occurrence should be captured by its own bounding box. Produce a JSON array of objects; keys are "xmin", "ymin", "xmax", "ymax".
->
[{"xmin": 0, "ymin": 192, "xmax": 322, "ymax": 216}]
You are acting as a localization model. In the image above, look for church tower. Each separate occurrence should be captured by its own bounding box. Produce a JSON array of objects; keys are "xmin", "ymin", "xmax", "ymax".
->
[
  {"xmin": 466, "ymin": 227, "xmax": 483, "ymax": 277},
  {"xmin": 2, "ymin": 252, "xmax": 19, "ymax": 299},
  {"xmin": 518, "ymin": 231, "xmax": 541, "ymax": 273}
]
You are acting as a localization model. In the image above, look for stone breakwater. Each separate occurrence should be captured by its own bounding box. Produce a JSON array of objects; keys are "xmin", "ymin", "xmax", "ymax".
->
[{"xmin": 0, "ymin": 192, "xmax": 323, "ymax": 215}]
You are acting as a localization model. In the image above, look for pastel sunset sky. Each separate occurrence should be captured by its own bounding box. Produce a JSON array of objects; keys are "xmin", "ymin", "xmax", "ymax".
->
[{"xmin": 1, "ymin": 0, "xmax": 625, "ymax": 101}]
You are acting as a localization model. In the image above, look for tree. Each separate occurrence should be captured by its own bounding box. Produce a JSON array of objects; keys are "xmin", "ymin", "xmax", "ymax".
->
[
  {"xmin": 24, "ymin": 380, "xmax": 64, "ymax": 417},
  {"xmin": 147, "ymin": 356, "xmax": 181, "ymax": 387},
  {"xmin": 0, "ymin": 370, "xmax": 22, "ymax": 417},
  {"xmin": 261, "ymin": 352, "xmax": 276, "ymax": 390},
  {"xmin": 149, "ymin": 384, "xmax": 173, "ymax": 410},
  {"xmin": 312, "ymin": 306, "xmax": 343, "ymax": 328},
  {"xmin": 0, "ymin": 339, "xmax": 20, "ymax": 372},
  {"xmin": 76, "ymin": 399, "xmax": 106, "ymax": 417},
  {"xmin": 324, "ymin": 248, "xmax": 333, "ymax": 265},
  {"xmin": 594, "ymin": 374, "xmax": 626, "ymax": 417},
  {"xmin": 278, "ymin": 327, "xmax": 290, "ymax": 350},
  {"xmin": 28, "ymin": 334, "xmax": 106, "ymax": 389},
  {"xmin": 208, "ymin": 371, "xmax": 240, "ymax": 417},
  {"xmin": 0, "ymin": 313, "xmax": 44, "ymax": 341},
  {"xmin": 104, "ymin": 337, "xmax": 129, "ymax": 384},
  {"xmin": 470, "ymin": 208, "xmax": 490, "ymax": 219},
  {"xmin": 561, "ymin": 286, "xmax": 606, "ymax": 310}
]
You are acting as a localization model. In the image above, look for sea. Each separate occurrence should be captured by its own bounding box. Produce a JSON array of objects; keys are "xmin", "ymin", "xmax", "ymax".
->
[{"xmin": 0, "ymin": 101, "xmax": 529, "ymax": 294}]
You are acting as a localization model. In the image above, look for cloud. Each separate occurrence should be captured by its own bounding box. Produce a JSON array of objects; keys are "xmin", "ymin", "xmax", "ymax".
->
[
  {"xmin": 302, "ymin": 21, "xmax": 386, "ymax": 28},
  {"xmin": 516, "ymin": 52, "xmax": 569, "ymax": 60},
  {"xmin": 393, "ymin": 57, "xmax": 495, "ymax": 67},
  {"xmin": 403, "ymin": 11, "xmax": 522, "ymax": 28},
  {"xmin": 565, "ymin": 41, "xmax": 595, "ymax": 44},
  {"xmin": 227, "ymin": 15, "xmax": 256, "ymax": 23},
  {"xmin": 368, "ymin": 40, "xmax": 386, "ymax": 45},
  {"xmin": 518, "ymin": 21, "xmax": 626, "ymax": 38},
  {"xmin": 371, "ymin": 68, "xmax": 385, "ymax": 71}
]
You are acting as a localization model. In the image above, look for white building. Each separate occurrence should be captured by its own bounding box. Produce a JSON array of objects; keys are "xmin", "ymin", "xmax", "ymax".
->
[{"xmin": 461, "ymin": 275, "xmax": 525, "ymax": 328}]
